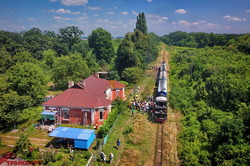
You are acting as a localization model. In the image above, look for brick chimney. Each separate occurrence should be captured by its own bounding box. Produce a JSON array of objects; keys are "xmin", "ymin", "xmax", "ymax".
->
[
  {"xmin": 68, "ymin": 81, "xmax": 74, "ymax": 89},
  {"xmin": 94, "ymin": 72, "xmax": 100, "ymax": 78},
  {"xmin": 81, "ymin": 80, "xmax": 85, "ymax": 87}
]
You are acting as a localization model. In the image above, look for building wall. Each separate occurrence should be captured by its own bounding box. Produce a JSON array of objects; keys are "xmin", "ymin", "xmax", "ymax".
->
[
  {"xmin": 120, "ymin": 88, "xmax": 125, "ymax": 100},
  {"xmin": 111, "ymin": 88, "xmax": 125, "ymax": 101},
  {"xmin": 111, "ymin": 91, "xmax": 116, "ymax": 101},
  {"xmin": 94, "ymin": 108, "xmax": 109, "ymax": 126},
  {"xmin": 44, "ymin": 106, "xmax": 109, "ymax": 126},
  {"xmin": 69, "ymin": 108, "xmax": 83, "ymax": 125},
  {"xmin": 105, "ymin": 88, "xmax": 112, "ymax": 101}
]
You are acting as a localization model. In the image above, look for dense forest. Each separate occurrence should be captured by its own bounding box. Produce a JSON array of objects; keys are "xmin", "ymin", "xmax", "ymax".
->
[
  {"xmin": 0, "ymin": 12, "xmax": 159, "ymax": 129},
  {"xmin": 169, "ymin": 34, "xmax": 250, "ymax": 165},
  {"xmin": 162, "ymin": 31, "xmax": 250, "ymax": 54}
]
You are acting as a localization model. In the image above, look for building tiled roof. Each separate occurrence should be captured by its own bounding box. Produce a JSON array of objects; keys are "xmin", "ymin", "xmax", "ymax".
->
[
  {"xmin": 43, "ymin": 88, "xmax": 111, "ymax": 108},
  {"xmin": 42, "ymin": 76, "xmax": 112, "ymax": 108},
  {"xmin": 83, "ymin": 76, "xmax": 110, "ymax": 95},
  {"xmin": 108, "ymin": 80, "xmax": 125, "ymax": 89}
]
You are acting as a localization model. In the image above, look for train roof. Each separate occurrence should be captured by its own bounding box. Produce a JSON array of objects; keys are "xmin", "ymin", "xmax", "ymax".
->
[{"xmin": 155, "ymin": 96, "xmax": 167, "ymax": 102}]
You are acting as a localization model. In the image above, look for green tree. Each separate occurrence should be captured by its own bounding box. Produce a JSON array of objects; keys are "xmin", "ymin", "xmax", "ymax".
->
[
  {"xmin": 41, "ymin": 49, "xmax": 56, "ymax": 70},
  {"xmin": 71, "ymin": 40, "xmax": 90, "ymax": 56},
  {"xmin": 23, "ymin": 28, "xmax": 50, "ymax": 59},
  {"xmin": 131, "ymin": 30, "xmax": 158, "ymax": 63},
  {"xmin": 0, "ymin": 90, "xmax": 33, "ymax": 129},
  {"xmin": 168, "ymin": 31, "xmax": 198, "ymax": 47},
  {"xmin": 52, "ymin": 53, "xmax": 90, "ymax": 89},
  {"xmin": 237, "ymin": 103, "xmax": 250, "ymax": 141},
  {"xmin": 14, "ymin": 134, "xmax": 32, "ymax": 153},
  {"xmin": 0, "ymin": 30, "xmax": 25, "ymax": 55},
  {"xmin": 218, "ymin": 117, "xmax": 245, "ymax": 145},
  {"xmin": 190, "ymin": 32, "xmax": 209, "ymax": 48},
  {"xmin": 148, "ymin": 32, "xmax": 161, "ymax": 45},
  {"xmin": 116, "ymin": 33, "xmax": 140, "ymax": 74},
  {"xmin": 59, "ymin": 26, "xmax": 84, "ymax": 50},
  {"xmin": 88, "ymin": 27, "xmax": 115, "ymax": 64},
  {"xmin": 84, "ymin": 51, "xmax": 101, "ymax": 73},
  {"xmin": 7, "ymin": 62, "xmax": 48, "ymax": 104},
  {"xmin": 0, "ymin": 47, "xmax": 13, "ymax": 73},
  {"xmin": 135, "ymin": 12, "xmax": 148, "ymax": 34},
  {"xmin": 206, "ymin": 74, "xmax": 249, "ymax": 111},
  {"xmin": 214, "ymin": 143, "xmax": 250, "ymax": 165},
  {"xmin": 116, "ymin": 30, "xmax": 158, "ymax": 74},
  {"xmin": 121, "ymin": 67, "xmax": 143, "ymax": 84},
  {"xmin": 13, "ymin": 51, "xmax": 37, "ymax": 64},
  {"xmin": 237, "ymin": 34, "xmax": 250, "ymax": 54}
]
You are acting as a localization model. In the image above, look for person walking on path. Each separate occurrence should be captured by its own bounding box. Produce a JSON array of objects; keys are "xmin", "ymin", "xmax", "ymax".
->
[
  {"xmin": 116, "ymin": 138, "xmax": 121, "ymax": 149},
  {"xmin": 100, "ymin": 151, "xmax": 105, "ymax": 162},
  {"xmin": 109, "ymin": 153, "xmax": 114, "ymax": 163}
]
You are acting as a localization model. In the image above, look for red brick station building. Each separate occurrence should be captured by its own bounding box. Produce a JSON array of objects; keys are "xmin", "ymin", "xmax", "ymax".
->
[{"xmin": 42, "ymin": 75, "xmax": 125, "ymax": 126}]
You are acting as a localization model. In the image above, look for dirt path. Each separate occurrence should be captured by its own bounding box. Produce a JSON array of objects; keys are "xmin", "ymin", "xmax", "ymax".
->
[
  {"xmin": 154, "ymin": 123, "xmax": 164, "ymax": 166},
  {"xmin": 163, "ymin": 108, "xmax": 181, "ymax": 166}
]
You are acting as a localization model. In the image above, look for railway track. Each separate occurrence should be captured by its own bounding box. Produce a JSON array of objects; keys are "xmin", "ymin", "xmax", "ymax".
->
[{"xmin": 154, "ymin": 123, "xmax": 164, "ymax": 166}]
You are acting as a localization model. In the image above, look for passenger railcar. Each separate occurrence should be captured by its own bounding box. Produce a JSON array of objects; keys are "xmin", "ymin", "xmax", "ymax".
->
[{"xmin": 153, "ymin": 61, "xmax": 168, "ymax": 122}]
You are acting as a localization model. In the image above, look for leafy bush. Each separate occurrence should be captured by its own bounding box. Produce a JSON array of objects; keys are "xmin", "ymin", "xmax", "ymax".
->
[
  {"xmin": 14, "ymin": 134, "xmax": 32, "ymax": 154},
  {"xmin": 42, "ymin": 151, "xmax": 56, "ymax": 164},
  {"xmin": 98, "ymin": 107, "xmax": 119, "ymax": 137},
  {"xmin": 98, "ymin": 99, "xmax": 127, "ymax": 138},
  {"xmin": 55, "ymin": 152, "xmax": 64, "ymax": 161},
  {"xmin": 121, "ymin": 67, "xmax": 143, "ymax": 84}
]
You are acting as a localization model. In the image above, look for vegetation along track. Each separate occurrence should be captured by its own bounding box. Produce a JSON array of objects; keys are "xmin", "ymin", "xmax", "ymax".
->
[{"xmin": 154, "ymin": 123, "xmax": 164, "ymax": 166}]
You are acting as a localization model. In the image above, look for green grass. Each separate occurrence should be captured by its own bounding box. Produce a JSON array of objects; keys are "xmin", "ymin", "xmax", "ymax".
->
[{"xmin": 94, "ymin": 109, "xmax": 132, "ymax": 165}]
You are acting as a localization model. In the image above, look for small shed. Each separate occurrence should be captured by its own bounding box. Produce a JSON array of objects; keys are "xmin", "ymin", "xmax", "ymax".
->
[{"xmin": 49, "ymin": 127, "xmax": 95, "ymax": 149}]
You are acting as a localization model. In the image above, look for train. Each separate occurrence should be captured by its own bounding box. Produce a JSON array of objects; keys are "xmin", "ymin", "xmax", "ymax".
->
[{"xmin": 152, "ymin": 61, "xmax": 168, "ymax": 122}]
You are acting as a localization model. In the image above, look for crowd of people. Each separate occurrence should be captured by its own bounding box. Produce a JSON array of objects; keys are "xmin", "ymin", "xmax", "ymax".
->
[{"xmin": 129, "ymin": 94, "xmax": 155, "ymax": 116}]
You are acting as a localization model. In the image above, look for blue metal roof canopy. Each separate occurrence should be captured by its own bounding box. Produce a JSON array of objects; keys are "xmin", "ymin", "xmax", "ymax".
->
[
  {"xmin": 42, "ymin": 110, "xmax": 56, "ymax": 120},
  {"xmin": 41, "ymin": 111, "xmax": 56, "ymax": 116},
  {"xmin": 49, "ymin": 127, "xmax": 95, "ymax": 149}
]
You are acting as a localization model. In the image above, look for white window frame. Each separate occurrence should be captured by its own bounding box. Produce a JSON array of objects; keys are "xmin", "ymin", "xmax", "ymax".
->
[
  {"xmin": 49, "ymin": 107, "xmax": 56, "ymax": 111},
  {"xmin": 62, "ymin": 108, "xmax": 69, "ymax": 120},
  {"xmin": 99, "ymin": 109, "xmax": 104, "ymax": 121}
]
